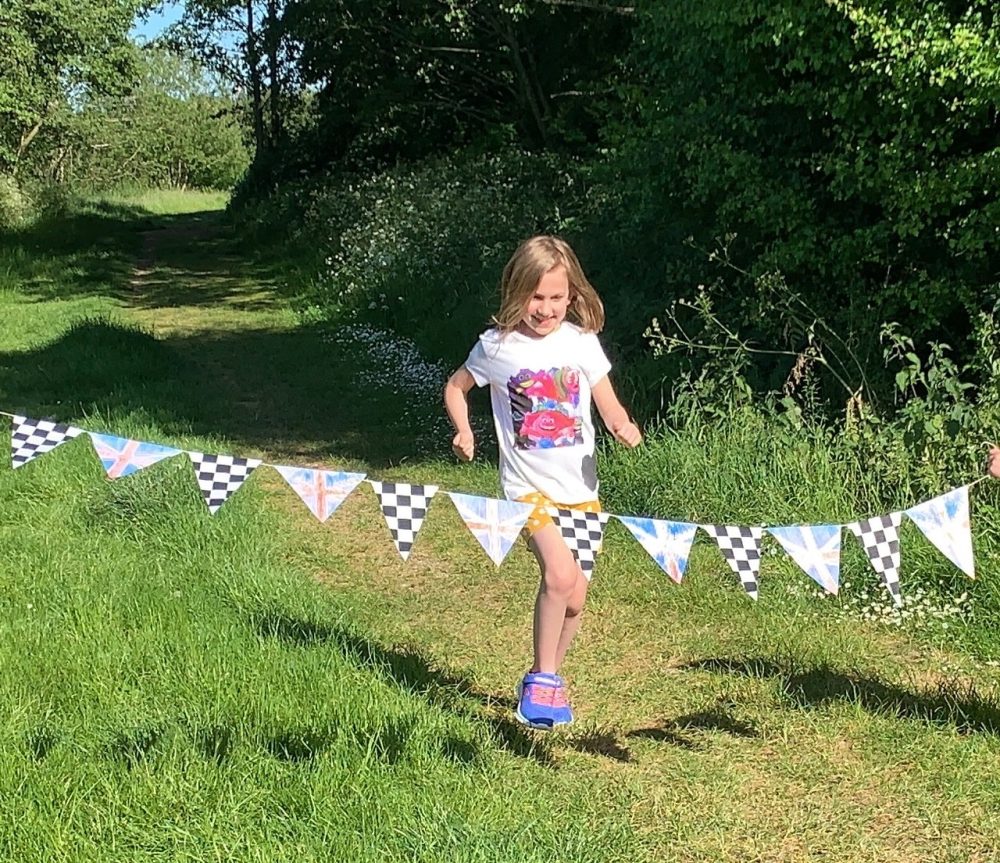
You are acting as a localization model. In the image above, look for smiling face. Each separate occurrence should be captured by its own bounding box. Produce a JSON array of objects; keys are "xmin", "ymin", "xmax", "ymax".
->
[{"xmin": 516, "ymin": 265, "xmax": 571, "ymax": 338}]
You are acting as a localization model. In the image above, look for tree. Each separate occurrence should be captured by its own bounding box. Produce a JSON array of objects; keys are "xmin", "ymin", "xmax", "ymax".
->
[
  {"xmin": 266, "ymin": 0, "xmax": 634, "ymax": 172},
  {"xmin": 68, "ymin": 47, "xmax": 250, "ymax": 189},
  {"xmin": 166, "ymin": 0, "xmax": 297, "ymax": 163},
  {"xmin": 0, "ymin": 0, "xmax": 147, "ymax": 174},
  {"xmin": 599, "ymin": 0, "xmax": 1000, "ymax": 377}
]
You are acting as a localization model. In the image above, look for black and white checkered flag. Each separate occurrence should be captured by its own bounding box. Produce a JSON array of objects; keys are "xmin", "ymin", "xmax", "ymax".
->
[
  {"xmin": 701, "ymin": 524, "xmax": 763, "ymax": 600},
  {"xmin": 188, "ymin": 451, "xmax": 262, "ymax": 514},
  {"xmin": 847, "ymin": 513, "xmax": 903, "ymax": 606},
  {"xmin": 548, "ymin": 508, "xmax": 611, "ymax": 578},
  {"xmin": 370, "ymin": 481, "xmax": 438, "ymax": 561},
  {"xmin": 10, "ymin": 414, "xmax": 84, "ymax": 469}
]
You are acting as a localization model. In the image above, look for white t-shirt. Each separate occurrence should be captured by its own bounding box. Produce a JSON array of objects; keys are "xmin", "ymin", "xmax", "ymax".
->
[{"xmin": 464, "ymin": 322, "xmax": 612, "ymax": 503}]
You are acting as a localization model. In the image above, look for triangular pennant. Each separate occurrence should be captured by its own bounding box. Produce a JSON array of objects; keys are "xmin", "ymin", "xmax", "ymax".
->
[
  {"xmin": 847, "ymin": 513, "xmax": 903, "ymax": 606},
  {"xmin": 904, "ymin": 486, "xmax": 975, "ymax": 578},
  {"xmin": 188, "ymin": 451, "xmax": 262, "ymax": 514},
  {"xmin": 448, "ymin": 493, "xmax": 534, "ymax": 566},
  {"xmin": 10, "ymin": 414, "xmax": 84, "ymax": 468},
  {"xmin": 370, "ymin": 481, "xmax": 438, "ymax": 561},
  {"xmin": 548, "ymin": 507, "xmax": 611, "ymax": 577},
  {"xmin": 275, "ymin": 466, "xmax": 366, "ymax": 522},
  {"xmin": 767, "ymin": 524, "xmax": 841, "ymax": 595},
  {"xmin": 700, "ymin": 524, "xmax": 763, "ymax": 600},
  {"xmin": 616, "ymin": 515, "xmax": 697, "ymax": 584},
  {"xmin": 88, "ymin": 432, "xmax": 181, "ymax": 479}
]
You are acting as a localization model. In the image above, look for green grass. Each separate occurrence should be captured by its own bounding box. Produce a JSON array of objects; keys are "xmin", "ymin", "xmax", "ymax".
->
[{"xmin": 3, "ymin": 190, "xmax": 1000, "ymax": 861}]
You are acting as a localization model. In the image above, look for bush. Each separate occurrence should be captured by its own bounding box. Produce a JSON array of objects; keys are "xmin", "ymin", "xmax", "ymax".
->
[
  {"xmin": 233, "ymin": 148, "xmax": 588, "ymax": 364},
  {"xmin": 0, "ymin": 175, "xmax": 32, "ymax": 229}
]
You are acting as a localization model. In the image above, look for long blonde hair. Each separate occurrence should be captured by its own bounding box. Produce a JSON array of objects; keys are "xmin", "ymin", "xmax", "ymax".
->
[{"xmin": 493, "ymin": 235, "xmax": 605, "ymax": 334}]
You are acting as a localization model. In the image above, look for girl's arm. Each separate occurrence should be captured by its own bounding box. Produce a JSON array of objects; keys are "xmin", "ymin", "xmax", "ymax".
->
[
  {"xmin": 444, "ymin": 367, "xmax": 477, "ymax": 461},
  {"xmin": 592, "ymin": 377, "xmax": 642, "ymax": 448},
  {"xmin": 989, "ymin": 444, "xmax": 1000, "ymax": 479}
]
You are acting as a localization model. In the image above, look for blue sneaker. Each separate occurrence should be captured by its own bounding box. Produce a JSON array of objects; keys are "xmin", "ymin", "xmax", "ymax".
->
[
  {"xmin": 548, "ymin": 678, "xmax": 574, "ymax": 727},
  {"xmin": 515, "ymin": 672, "xmax": 574, "ymax": 729},
  {"xmin": 515, "ymin": 672, "xmax": 560, "ymax": 729}
]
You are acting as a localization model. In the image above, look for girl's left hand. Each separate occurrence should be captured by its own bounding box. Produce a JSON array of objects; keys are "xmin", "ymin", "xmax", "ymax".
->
[{"xmin": 612, "ymin": 419, "xmax": 642, "ymax": 448}]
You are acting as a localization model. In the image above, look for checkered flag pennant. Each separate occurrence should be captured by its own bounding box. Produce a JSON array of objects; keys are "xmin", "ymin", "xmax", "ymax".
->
[
  {"xmin": 187, "ymin": 451, "xmax": 262, "ymax": 514},
  {"xmin": 548, "ymin": 507, "xmax": 611, "ymax": 578},
  {"xmin": 767, "ymin": 524, "xmax": 842, "ymax": 596},
  {"xmin": 616, "ymin": 515, "xmax": 698, "ymax": 584},
  {"xmin": 370, "ymin": 481, "xmax": 439, "ymax": 561},
  {"xmin": 274, "ymin": 466, "xmax": 366, "ymax": 522},
  {"xmin": 905, "ymin": 486, "xmax": 975, "ymax": 578},
  {"xmin": 847, "ymin": 513, "xmax": 903, "ymax": 606},
  {"xmin": 448, "ymin": 492, "xmax": 535, "ymax": 566},
  {"xmin": 10, "ymin": 414, "xmax": 84, "ymax": 469},
  {"xmin": 700, "ymin": 525, "xmax": 763, "ymax": 600}
]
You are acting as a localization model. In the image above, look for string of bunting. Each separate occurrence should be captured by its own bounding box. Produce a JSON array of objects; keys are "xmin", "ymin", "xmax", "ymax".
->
[{"xmin": 1, "ymin": 410, "xmax": 987, "ymax": 604}]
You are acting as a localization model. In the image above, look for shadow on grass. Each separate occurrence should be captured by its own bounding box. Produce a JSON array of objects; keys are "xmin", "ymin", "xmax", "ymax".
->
[
  {"xmin": 2, "ymin": 203, "xmax": 482, "ymax": 466},
  {"xmin": 565, "ymin": 730, "xmax": 633, "ymax": 762},
  {"xmin": 686, "ymin": 656, "xmax": 1000, "ymax": 735},
  {"xmin": 626, "ymin": 707, "xmax": 759, "ymax": 752},
  {"xmin": 0, "ymin": 200, "xmax": 159, "ymax": 301},
  {"xmin": 254, "ymin": 611, "xmax": 555, "ymax": 766},
  {"xmin": 106, "ymin": 723, "xmax": 168, "ymax": 768},
  {"xmin": 0, "ymin": 315, "xmax": 445, "ymax": 466}
]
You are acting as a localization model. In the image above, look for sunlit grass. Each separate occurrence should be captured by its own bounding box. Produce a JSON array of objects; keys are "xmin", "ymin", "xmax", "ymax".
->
[
  {"xmin": 98, "ymin": 186, "xmax": 229, "ymax": 215},
  {"xmin": 3, "ymin": 189, "xmax": 1000, "ymax": 861}
]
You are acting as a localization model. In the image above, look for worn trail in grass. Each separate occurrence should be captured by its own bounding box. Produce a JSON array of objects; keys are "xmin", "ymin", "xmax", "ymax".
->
[{"xmin": 3, "ymin": 193, "xmax": 1000, "ymax": 862}]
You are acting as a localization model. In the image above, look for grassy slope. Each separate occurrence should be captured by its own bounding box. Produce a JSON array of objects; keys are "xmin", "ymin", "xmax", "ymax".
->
[{"xmin": 1, "ymin": 193, "xmax": 1000, "ymax": 862}]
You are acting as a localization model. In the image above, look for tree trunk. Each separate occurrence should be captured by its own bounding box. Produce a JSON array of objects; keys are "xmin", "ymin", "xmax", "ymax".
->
[
  {"xmin": 246, "ymin": 0, "xmax": 266, "ymax": 156},
  {"xmin": 266, "ymin": 0, "xmax": 281, "ymax": 147}
]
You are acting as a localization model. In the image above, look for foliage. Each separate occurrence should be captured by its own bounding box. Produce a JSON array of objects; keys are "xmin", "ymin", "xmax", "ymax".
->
[
  {"xmin": 269, "ymin": 0, "xmax": 632, "ymax": 175},
  {"xmin": 235, "ymin": 147, "xmax": 587, "ymax": 362},
  {"xmin": 588, "ymin": 0, "xmax": 1000, "ymax": 403},
  {"xmin": 166, "ymin": 0, "xmax": 298, "ymax": 168},
  {"xmin": 67, "ymin": 48, "xmax": 250, "ymax": 190},
  {"xmin": 0, "ymin": 0, "xmax": 147, "ymax": 173}
]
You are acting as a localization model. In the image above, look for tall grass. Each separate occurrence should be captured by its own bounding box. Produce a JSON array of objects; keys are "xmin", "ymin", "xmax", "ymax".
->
[
  {"xmin": 6, "ymin": 188, "xmax": 1000, "ymax": 862},
  {"xmin": 0, "ymin": 443, "xmax": 637, "ymax": 861}
]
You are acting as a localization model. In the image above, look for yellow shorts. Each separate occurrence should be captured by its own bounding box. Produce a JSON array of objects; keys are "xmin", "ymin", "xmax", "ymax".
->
[{"xmin": 516, "ymin": 492, "xmax": 602, "ymax": 538}]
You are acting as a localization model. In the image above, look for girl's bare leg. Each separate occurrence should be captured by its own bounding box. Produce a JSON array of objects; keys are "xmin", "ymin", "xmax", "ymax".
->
[
  {"xmin": 553, "ymin": 569, "xmax": 589, "ymax": 670},
  {"xmin": 528, "ymin": 524, "xmax": 589, "ymax": 674}
]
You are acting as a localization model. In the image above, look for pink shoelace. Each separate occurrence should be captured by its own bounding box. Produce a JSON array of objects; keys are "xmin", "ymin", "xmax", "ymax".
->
[{"xmin": 525, "ymin": 681, "xmax": 569, "ymax": 708}]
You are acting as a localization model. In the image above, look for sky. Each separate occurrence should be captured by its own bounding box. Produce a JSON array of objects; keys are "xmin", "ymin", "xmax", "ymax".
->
[{"xmin": 131, "ymin": 2, "xmax": 185, "ymax": 43}]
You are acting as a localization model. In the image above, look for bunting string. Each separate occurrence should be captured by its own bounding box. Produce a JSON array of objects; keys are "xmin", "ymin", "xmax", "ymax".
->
[{"xmin": 2, "ymin": 410, "xmax": 994, "ymax": 599}]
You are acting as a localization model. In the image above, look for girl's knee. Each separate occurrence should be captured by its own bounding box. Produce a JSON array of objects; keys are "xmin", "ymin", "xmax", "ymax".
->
[{"xmin": 541, "ymin": 561, "xmax": 579, "ymax": 597}]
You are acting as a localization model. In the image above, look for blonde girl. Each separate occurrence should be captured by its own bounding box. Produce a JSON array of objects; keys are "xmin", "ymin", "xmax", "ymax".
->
[{"xmin": 444, "ymin": 235, "xmax": 641, "ymax": 729}]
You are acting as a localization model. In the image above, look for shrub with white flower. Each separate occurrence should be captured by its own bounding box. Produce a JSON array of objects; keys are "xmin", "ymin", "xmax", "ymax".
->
[
  {"xmin": 783, "ymin": 574, "xmax": 972, "ymax": 633},
  {"xmin": 327, "ymin": 324, "xmax": 490, "ymax": 456}
]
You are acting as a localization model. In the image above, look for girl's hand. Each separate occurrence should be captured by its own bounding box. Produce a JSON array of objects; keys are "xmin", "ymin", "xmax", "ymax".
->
[
  {"xmin": 452, "ymin": 431, "xmax": 475, "ymax": 462},
  {"xmin": 988, "ymin": 444, "xmax": 1000, "ymax": 479},
  {"xmin": 611, "ymin": 419, "xmax": 642, "ymax": 448}
]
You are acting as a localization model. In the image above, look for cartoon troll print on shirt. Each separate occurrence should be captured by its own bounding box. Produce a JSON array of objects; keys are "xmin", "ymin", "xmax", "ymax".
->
[{"xmin": 508, "ymin": 368, "xmax": 583, "ymax": 449}]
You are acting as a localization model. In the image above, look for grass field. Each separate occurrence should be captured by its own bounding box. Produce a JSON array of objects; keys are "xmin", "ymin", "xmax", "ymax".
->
[{"xmin": 2, "ymin": 192, "xmax": 1000, "ymax": 861}]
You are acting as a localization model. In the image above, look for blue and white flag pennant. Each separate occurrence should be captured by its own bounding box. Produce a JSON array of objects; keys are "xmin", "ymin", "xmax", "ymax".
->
[
  {"xmin": 617, "ymin": 516, "xmax": 697, "ymax": 584},
  {"xmin": 767, "ymin": 524, "xmax": 841, "ymax": 595},
  {"xmin": 448, "ymin": 493, "xmax": 535, "ymax": 566},
  {"xmin": 275, "ymin": 466, "xmax": 366, "ymax": 522},
  {"xmin": 89, "ymin": 432, "xmax": 180, "ymax": 478},
  {"xmin": 905, "ymin": 486, "xmax": 974, "ymax": 578}
]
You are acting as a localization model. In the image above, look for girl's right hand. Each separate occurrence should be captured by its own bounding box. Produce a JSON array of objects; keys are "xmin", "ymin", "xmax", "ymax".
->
[
  {"xmin": 988, "ymin": 445, "xmax": 1000, "ymax": 479},
  {"xmin": 452, "ymin": 431, "xmax": 475, "ymax": 462}
]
